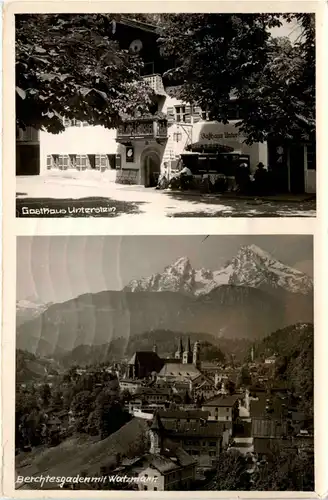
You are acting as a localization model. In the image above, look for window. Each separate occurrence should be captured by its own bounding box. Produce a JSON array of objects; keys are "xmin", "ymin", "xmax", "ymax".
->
[
  {"xmin": 175, "ymin": 106, "xmax": 186, "ymax": 123},
  {"xmin": 71, "ymin": 118, "xmax": 82, "ymax": 127},
  {"xmin": 226, "ymin": 416, "xmax": 229, "ymax": 421},
  {"xmin": 82, "ymin": 121, "xmax": 88, "ymax": 127},
  {"xmin": 226, "ymin": 408, "xmax": 230, "ymax": 412},
  {"xmin": 201, "ymin": 110, "xmax": 210, "ymax": 121},
  {"xmin": 209, "ymin": 441, "xmax": 217, "ymax": 447},
  {"xmin": 81, "ymin": 155, "xmax": 87, "ymax": 170},
  {"xmin": 154, "ymin": 487, "xmax": 158, "ymax": 491},
  {"xmin": 143, "ymin": 486, "xmax": 148, "ymax": 491}
]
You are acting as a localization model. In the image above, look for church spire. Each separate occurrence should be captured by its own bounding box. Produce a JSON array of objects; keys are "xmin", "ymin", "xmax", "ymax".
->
[
  {"xmin": 175, "ymin": 336, "xmax": 183, "ymax": 360},
  {"xmin": 183, "ymin": 336, "xmax": 193, "ymax": 364}
]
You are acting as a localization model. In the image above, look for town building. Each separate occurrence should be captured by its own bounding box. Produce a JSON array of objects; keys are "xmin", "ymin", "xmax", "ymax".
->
[
  {"xmin": 17, "ymin": 16, "xmax": 316, "ymax": 194},
  {"xmin": 119, "ymin": 413, "xmax": 197, "ymax": 491},
  {"xmin": 202, "ymin": 395, "xmax": 240, "ymax": 433},
  {"xmin": 126, "ymin": 351, "xmax": 164, "ymax": 379}
]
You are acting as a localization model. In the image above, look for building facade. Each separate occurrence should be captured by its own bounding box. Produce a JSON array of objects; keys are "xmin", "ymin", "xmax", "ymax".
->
[{"xmin": 18, "ymin": 17, "xmax": 316, "ymax": 194}]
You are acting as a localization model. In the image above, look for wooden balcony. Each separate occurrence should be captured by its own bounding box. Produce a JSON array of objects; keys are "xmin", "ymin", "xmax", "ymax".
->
[{"xmin": 116, "ymin": 118, "xmax": 168, "ymax": 144}]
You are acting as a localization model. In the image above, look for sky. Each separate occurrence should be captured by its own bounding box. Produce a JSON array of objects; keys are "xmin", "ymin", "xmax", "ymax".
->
[
  {"xmin": 270, "ymin": 19, "xmax": 302, "ymax": 43},
  {"xmin": 17, "ymin": 235, "xmax": 313, "ymax": 304}
]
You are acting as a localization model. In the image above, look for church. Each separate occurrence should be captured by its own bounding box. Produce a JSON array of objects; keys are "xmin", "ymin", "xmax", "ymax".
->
[{"xmin": 157, "ymin": 338, "xmax": 202, "ymax": 383}]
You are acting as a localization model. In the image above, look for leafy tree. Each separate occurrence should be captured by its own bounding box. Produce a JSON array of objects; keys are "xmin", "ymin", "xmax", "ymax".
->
[
  {"xmin": 70, "ymin": 390, "xmax": 94, "ymax": 432},
  {"xmin": 211, "ymin": 450, "xmax": 251, "ymax": 490},
  {"xmin": 16, "ymin": 14, "xmax": 154, "ymax": 132},
  {"xmin": 39, "ymin": 383, "xmax": 51, "ymax": 407},
  {"xmin": 159, "ymin": 14, "xmax": 314, "ymax": 144},
  {"xmin": 225, "ymin": 380, "xmax": 236, "ymax": 395},
  {"xmin": 236, "ymin": 364, "xmax": 252, "ymax": 388},
  {"xmin": 93, "ymin": 388, "xmax": 129, "ymax": 439},
  {"xmin": 252, "ymin": 445, "xmax": 314, "ymax": 491}
]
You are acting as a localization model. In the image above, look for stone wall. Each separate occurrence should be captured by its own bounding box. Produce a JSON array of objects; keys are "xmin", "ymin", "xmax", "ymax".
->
[{"xmin": 115, "ymin": 168, "xmax": 139, "ymax": 185}]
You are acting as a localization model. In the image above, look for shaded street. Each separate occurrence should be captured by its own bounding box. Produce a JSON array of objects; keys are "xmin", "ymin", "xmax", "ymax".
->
[{"xmin": 16, "ymin": 174, "xmax": 316, "ymax": 219}]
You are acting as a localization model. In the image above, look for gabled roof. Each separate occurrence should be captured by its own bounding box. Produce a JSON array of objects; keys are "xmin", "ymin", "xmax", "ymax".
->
[
  {"xmin": 151, "ymin": 412, "xmax": 165, "ymax": 432},
  {"xmin": 162, "ymin": 420, "xmax": 226, "ymax": 438},
  {"xmin": 158, "ymin": 410, "xmax": 209, "ymax": 420},
  {"xmin": 158, "ymin": 363, "xmax": 201, "ymax": 379},
  {"xmin": 119, "ymin": 16, "xmax": 161, "ymax": 34},
  {"xmin": 202, "ymin": 394, "xmax": 240, "ymax": 407},
  {"xmin": 127, "ymin": 351, "xmax": 163, "ymax": 367}
]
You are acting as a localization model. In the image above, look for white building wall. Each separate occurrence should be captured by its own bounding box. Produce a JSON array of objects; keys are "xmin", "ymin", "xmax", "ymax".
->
[
  {"xmin": 304, "ymin": 145, "xmax": 316, "ymax": 193},
  {"xmin": 39, "ymin": 125, "xmax": 118, "ymax": 175}
]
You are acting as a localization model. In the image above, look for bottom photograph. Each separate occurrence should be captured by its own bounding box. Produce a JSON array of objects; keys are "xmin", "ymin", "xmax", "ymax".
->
[{"xmin": 15, "ymin": 235, "xmax": 314, "ymax": 491}]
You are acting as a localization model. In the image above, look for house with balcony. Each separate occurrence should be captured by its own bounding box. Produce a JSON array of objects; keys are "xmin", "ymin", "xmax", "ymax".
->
[{"xmin": 29, "ymin": 16, "xmax": 315, "ymax": 193}]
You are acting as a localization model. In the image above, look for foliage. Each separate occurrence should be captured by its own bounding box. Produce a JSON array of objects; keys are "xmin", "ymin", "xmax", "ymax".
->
[
  {"xmin": 158, "ymin": 14, "xmax": 315, "ymax": 144},
  {"xmin": 236, "ymin": 364, "xmax": 252, "ymax": 388},
  {"xmin": 16, "ymin": 365, "xmax": 129, "ymax": 452},
  {"xmin": 211, "ymin": 450, "xmax": 251, "ymax": 490},
  {"xmin": 254, "ymin": 323, "xmax": 313, "ymax": 417},
  {"xmin": 252, "ymin": 445, "xmax": 314, "ymax": 491},
  {"xmin": 16, "ymin": 14, "xmax": 154, "ymax": 132}
]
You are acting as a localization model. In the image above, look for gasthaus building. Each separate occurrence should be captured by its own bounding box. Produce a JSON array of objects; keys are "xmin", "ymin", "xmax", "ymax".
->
[{"xmin": 17, "ymin": 17, "xmax": 316, "ymax": 194}]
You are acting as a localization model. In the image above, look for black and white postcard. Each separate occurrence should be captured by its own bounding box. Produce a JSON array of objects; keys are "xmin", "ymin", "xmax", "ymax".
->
[
  {"xmin": 13, "ymin": 235, "xmax": 314, "ymax": 491},
  {"xmin": 14, "ymin": 11, "xmax": 316, "ymax": 218},
  {"xmin": 1, "ymin": 2, "xmax": 327, "ymax": 499}
]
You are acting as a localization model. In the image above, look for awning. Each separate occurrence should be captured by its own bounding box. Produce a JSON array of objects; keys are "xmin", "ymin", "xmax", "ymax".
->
[{"xmin": 186, "ymin": 142, "xmax": 234, "ymax": 153}]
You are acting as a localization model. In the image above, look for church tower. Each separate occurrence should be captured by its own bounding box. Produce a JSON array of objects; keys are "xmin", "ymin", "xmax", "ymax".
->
[
  {"xmin": 149, "ymin": 412, "xmax": 164, "ymax": 454},
  {"xmin": 183, "ymin": 337, "xmax": 193, "ymax": 364},
  {"xmin": 175, "ymin": 337, "xmax": 183, "ymax": 360},
  {"xmin": 193, "ymin": 340, "xmax": 201, "ymax": 369}
]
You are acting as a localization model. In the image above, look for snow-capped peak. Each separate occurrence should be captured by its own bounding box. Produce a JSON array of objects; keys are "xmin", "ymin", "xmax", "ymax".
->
[{"xmin": 124, "ymin": 246, "xmax": 313, "ymax": 296}]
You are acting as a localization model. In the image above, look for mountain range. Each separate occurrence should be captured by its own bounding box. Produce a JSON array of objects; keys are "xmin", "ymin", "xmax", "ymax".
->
[
  {"xmin": 125, "ymin": 245, "xmax": 313, "ymax": 296},
  {"xmin": 16, "ymin": 245, "xmax": 313, "ymax": 357},
  {"xmin": 16, "ymin": 298, "xmax": 52, "ymax": 327}
]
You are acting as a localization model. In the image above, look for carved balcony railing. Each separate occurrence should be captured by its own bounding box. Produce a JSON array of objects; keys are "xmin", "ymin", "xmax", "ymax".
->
[{"xmin": 116, "ymin": 117, "xmax": 168, "ymax": 143}]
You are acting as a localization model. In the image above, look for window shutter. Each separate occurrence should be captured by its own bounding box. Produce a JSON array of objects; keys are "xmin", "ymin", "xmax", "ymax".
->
[
  {"xmin": 95, "ymin": 155, "xmax": 101, "ymax": 170},
  {"xmin": 193, "ymin": 106, "xmax": 202, "ymax": 123},
  {"xmin": 46, "ymin": 155, "xmax": 52, "ymax": 169},
  {"xmin": 115, "ymin": 154, "xmax": 122, "ymax": 169},
  {"xmin": 166, "ymin": 107, "xmax": 175, "ymax": 124},
  {"xmin": 185, "ymin": 105, "xmax": 192, "ymax": 124},
  {"xmin": 100, "ymin": 155, "xmax": 107, "ymax": 170},
  {"xmin": 81, "ymin": 155, "xmax": 87, "ymax": 170},
  {"xmin": 58, "ymin": 155, "xmax": 64, "ymax": 170}
]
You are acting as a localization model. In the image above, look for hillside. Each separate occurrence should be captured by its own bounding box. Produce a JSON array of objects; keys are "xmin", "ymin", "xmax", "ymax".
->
[
  {"xmin": 17, "ymin": 286, "xmax": 313, "ymax": 357},
  {"xmin": 254, "ymin": 323, "xmax": 314, "ymax": 416},
  {"xmin": 16, "ymin": 349, "xmax": 60, "ymax": 383},
  {"xmin": 16, "ymin": 418, "xmax": 149, "ymax": 487},
  {"xmin": 58, "ymin": 330, "xmax": 228, "ymax": 368}
]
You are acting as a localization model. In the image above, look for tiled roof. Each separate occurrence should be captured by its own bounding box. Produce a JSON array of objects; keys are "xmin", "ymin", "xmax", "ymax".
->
[
  {"xmin": 202, "ymin": 395, "xmax": 240, "ymax": 407},
  {"xmin": 158, "ymin": 363, "xmax": 201, "ymax": 379},
  {"xmin": 127, "ymin": 351, "xmax": 163, "ymax": 368},
  {"xmin": 162, "ymin": 420, "xmax": 225, "ymax": 438},
  {"xmin": 158, "ymin": 410, "xmax": 210, "ymax": 420}
]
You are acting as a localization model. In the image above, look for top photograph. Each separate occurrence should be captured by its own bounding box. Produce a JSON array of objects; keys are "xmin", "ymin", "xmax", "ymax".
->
[{"xmin": 15, "ymin": 13, "xmax": 316, "ymax": 218}]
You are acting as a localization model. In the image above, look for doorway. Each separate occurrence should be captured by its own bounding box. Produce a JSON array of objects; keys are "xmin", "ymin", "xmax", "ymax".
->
[{"xmin": 143, "ymin": 151, "xmax": 161, "ymax": 187}]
